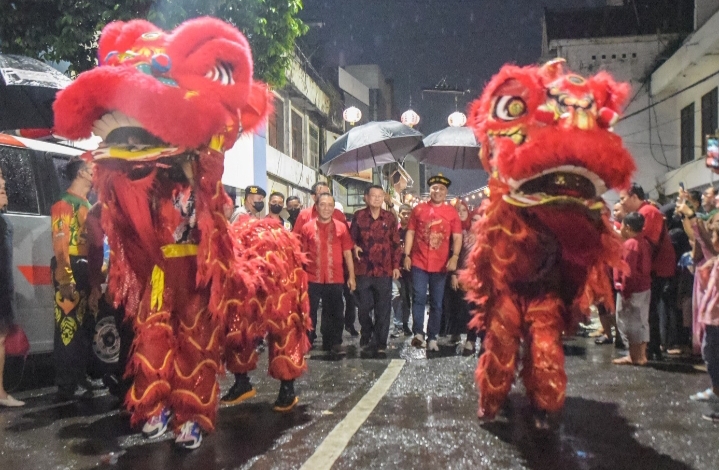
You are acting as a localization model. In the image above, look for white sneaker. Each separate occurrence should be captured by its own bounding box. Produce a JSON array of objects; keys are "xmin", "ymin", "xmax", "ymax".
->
[
  {"xmin": 689, "ymin": 388, "xmax": 718, "ymax": 402},
  {"xmin": 0, "ymin": 395, "xmax": 25, "ymax": 407},
  {"xmin": 142, "ymin": 407, "xmax": 171, "ymax": 438},
  {"xmin": 411, "ymin": 334, "xmax": 426, "ymax": 349},
  {"xmin": 175, "ymin": 421, "xmax": 203, "ymax": 449},
  {"xmin": 427, "ymin": 340, "xmax": 439, "ymax": 351}
]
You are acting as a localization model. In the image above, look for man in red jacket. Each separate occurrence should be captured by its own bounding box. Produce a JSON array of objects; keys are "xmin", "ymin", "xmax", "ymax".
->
[{"xmin": 619, "ymin": 183, "xmax": 676, "ymax": 360}]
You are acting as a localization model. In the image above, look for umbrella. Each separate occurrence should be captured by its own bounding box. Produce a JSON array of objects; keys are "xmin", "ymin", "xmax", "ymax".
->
[
  {"xmin": 320, "ymin": 120, "xmax": 423, "ymax": 176},
  {"xmin": 409, "ymin": 126, "xmax": 482, "ymax": 170},
  {"xmin": 0, "ymin": 54, "xmax": 71, "ymax": 131}
]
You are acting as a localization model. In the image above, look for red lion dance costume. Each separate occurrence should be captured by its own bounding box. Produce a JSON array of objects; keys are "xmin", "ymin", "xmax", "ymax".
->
[
  {"xmin": 462, "ymin": 59, "xmax": 636, "ymax": 428},
  {"xmin": 53, "ymin": 17, "xmax": 310, "ymax": 449}
]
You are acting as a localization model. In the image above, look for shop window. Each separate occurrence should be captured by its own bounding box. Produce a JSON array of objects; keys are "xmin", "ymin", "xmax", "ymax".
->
[
  {"xmin": 701, "ymin": 87, "xmax": 718, "ymax": 154},
  {"xmin": 291, "ymin": 109, "xmax": 303, "ymax": 164},
  {"xmin": 0, "ymin": 145, "xmax": 40, "ymax": 214},
  {"xmin": 680, "ymin": 103, "xmax": 695, "ymax": 164},
  {"xmin": 268, "ymin": 97, "xmax": 285, "ymax": 152},
  {"xmin": 308, "ymin": 122, "xmax": 320, "ymax": 169}
]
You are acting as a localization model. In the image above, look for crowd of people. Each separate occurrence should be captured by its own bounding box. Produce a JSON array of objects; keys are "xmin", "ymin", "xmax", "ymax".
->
[
  {"xmin": 598, "ymin": 182, "xmax": 719, "ymax": 423},
  {"xmin": 4, "ymin": 160, "xmax": 718, "ymax": 428}
]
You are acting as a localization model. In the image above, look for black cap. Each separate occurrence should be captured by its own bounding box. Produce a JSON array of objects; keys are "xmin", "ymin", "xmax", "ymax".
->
[
  {"xmin": 427, "ymin": 173, "xmax": 451, "ymax": 188},
  {"xmin": 245, "ymin": 185, "xmax": 266, "ymax": 197}
]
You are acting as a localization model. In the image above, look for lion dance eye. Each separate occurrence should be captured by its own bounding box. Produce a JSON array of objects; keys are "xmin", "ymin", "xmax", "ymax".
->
[
  {"xmin": 204, "ymin": 62, "xmax": 235, "ymax": 86},
  {"xmin": 493, "ymin": 96, "xmax": 527, "ymax": 121}
]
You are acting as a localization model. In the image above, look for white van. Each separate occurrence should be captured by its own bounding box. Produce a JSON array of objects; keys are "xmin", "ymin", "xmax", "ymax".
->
[{"xmin": 1, "ymin": 133, "xmax": 119, "ymax": 375}]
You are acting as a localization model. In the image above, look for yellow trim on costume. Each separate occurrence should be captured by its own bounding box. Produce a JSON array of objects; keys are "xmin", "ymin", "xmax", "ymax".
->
[
  {"xmin": 503, "ymin": 194, "xmax": 605, "ymax": 211},
  {"xmin": 150, "ymin": 265, "xmax": 165, "ymax": 311},
  {"xmin": 161, "ymin": 243, "xmax": 198, "ymax": 258}
]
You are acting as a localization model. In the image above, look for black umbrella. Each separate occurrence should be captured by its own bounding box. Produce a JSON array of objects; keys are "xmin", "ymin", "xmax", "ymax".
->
[
  {"xmin": 0, "ymin": 54, "xmax": 71, "ymax": 131},
  {"xmin": 409, "ymin": 126, "xmax": 482, "ymax": 170},
  {"xmin": 320, "ymin": 120, "xmax": 423, "ymax": 176}
]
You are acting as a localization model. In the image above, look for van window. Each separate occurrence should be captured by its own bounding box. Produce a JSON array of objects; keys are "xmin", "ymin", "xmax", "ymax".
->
[{"xmin": 0, "ymin": 145, "xmax": 40, "ymax": 214}]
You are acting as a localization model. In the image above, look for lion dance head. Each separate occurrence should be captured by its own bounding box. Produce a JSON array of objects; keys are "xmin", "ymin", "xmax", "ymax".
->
[{"xmin": 469, "ymin": 58, "xmax": 635, "ymax": 209}]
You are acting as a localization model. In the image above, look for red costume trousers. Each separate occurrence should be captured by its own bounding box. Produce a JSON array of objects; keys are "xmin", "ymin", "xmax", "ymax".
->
[
  {"xmin": 476, "ymin": 295, "xmax": 567, "ymax": 418},
  {"xmin": 224, "ymin": 266, "xmax": 310, "ymax": 381},
  {"xmin": 126, "ymin": 250, "xmax": 222, "ymax": 433}
]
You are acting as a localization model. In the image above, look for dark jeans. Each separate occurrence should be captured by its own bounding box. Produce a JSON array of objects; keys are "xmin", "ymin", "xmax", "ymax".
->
[
  {"xmin": 411, "ymin": 267, "xmax": 447, "ymax": 341},
  {"xmin": 446, "ymin": 287, "xmax": 472, "ymax": 336},
  {"xmin": 649, "ymin": 276, "xmax": 673, "ymax": 356},
  {"xmin": 658, "ymin": 276, "xmax": 680, "ymax": 347},
  {"xmin": 52, "ymin": 256, "xmax": 92, "ymax": 395},
  {"xmin": 393, "ymin": 270, "xmax": 413, "ymax": 327},
  {"xmin": 343, "ymin": 284, "xmax": 357, "ymax": 330},
  {"xmin": 357, "ymin": 276, "xmax": 393, "ymax": 348},
  {"xmin": 703, "ymin": 325, "xmax": 719, "ymax": 390},
  {"xmin": 308, "ymin": 282, "xmax": 345, "ymax": 348}
]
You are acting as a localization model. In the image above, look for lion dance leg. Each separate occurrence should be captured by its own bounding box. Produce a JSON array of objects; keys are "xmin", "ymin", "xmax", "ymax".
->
[
  {"xmin": 265, "ymin": 265, "xmax": 311, "ymax": 411},
  {"xmin": 221, "ymin": 296, "xmax": 261, "ymax": 404},
  {"xmin": 476, "ymin": 295, "xmax": 522, "ymax": 419},
  {"xmin": 125, "ymin": 284, "xmax": 174, "ymax": 430},
  {"xmin": 167, "ymin": 257, "xmax": 222, "ymax": 433},
  {"xmin": 520, "ymin": 295, "xmax": 567, "ymax": 428}
]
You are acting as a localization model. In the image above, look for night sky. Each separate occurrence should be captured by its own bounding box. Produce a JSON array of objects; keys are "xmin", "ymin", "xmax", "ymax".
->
[{"xmin": 300, "ymin": 0, "xmax": 605, "ymax": 194}]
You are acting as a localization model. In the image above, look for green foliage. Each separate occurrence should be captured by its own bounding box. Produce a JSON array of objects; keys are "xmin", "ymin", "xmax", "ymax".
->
[{"xmin": 0, "ymin": 0, "xmax": 307, "ymax": 86}]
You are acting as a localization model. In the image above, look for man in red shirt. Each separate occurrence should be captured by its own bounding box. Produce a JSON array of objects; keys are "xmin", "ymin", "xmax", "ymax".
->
[
  {"xmin": 350, "ymin": 185, "xmax": 402, "ymax": 354},
  {"xmin": 403, "ymin": 174, "xmax": 462, "ymax": 352},
  {"xmin": 292, "ymin": 181, "xmax": 347, "ymax": 233},
  {"xmin": 619, "ymin": 183, "xmax": 676, "ymax": 360},
  {"xmin": 299, "ymin": 194, "xmax": 356, "ymax": 354}
]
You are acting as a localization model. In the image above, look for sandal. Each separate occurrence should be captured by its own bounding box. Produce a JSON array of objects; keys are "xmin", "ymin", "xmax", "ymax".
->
[{"xmin": 594, "ymin": 335, "xmax": 613, "ymax": 345}]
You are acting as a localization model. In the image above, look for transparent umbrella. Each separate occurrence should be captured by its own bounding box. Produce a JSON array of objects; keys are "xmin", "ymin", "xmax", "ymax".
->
[
  {"xmin": 0, "ymin": 54, "xmax": 71, "ymax": 131},
  {"xmin": 409, "ymin": 126, "xmax": 482, "ymax": 170},
  {"xmin": 320, "ymin": 120, "xmax": 423, "ymax": 176}
]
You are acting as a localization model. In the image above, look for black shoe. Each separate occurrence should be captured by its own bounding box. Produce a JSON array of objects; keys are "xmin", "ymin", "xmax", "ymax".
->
[
  {"xmin": 330, "ymin": 344, "xmax": 347, "ymax": 356},
  {"xmin": 55, "ymin": 388, "xmax": 76, "ymax": 403},
  {"xmin": 221, "ymin": 375, "xmax": 256, "ymax": 405},
  {"xmin": 345, "ymin": 326, "xmax": 360, "ymax": 337},
  {"xmin": 273, "ymin": 380, "xmax": 298, "ymax": 412},
  {"xmin": 403, "ymin": 324, "xmax": 412, "ymax": 336},
  {"xmin": 321, "ymin": 343, "xmax": 332, "ymax": 352}
]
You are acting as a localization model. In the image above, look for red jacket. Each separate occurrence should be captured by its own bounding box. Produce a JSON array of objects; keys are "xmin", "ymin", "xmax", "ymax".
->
[{"xmin": 638, "ymin": 202, "xmax": 676, "ymax": 278}]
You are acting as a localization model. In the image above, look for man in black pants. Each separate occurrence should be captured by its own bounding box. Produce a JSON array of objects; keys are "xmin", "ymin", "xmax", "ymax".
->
[
  {"xmin": 298, "ymin": 194, "xmax": 356, "ymax": 354},
  {"xmin": 350, "ymin": 185, "xmax": 402, "ymax": 354}
]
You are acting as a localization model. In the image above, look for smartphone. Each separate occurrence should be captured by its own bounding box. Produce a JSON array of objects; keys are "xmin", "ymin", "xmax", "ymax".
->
[{"xmin": 706, "ymin": 135, "xmax": 719, "ymax": 169}]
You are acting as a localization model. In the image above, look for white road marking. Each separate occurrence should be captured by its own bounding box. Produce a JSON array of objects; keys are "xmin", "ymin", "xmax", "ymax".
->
[{"xmin": 299, "ymin": 359, "xmax": 406, "ymax": 470}]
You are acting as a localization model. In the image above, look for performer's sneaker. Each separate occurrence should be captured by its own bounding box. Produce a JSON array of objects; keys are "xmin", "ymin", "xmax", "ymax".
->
[
  {"xmin": 175, "ymin": 421, "xmax": 202, "ymax": 449},
  {"xmin": 273, "ymin": 380, "xmax": 299, "ymax": 413},
  {"xmin": 142, "ymin": 407, "xmax": 171, "ymax": 439},
  {"xmin": 427, "ymin": 340, "xmax": 439, "ymax": 352},
  {"xmin": 411, "ymin": 334, "xmax": 426, "ymax": 349},
  {"xmin": 221, "ymin": 378, "xmax": 256, "ymax": 405}
]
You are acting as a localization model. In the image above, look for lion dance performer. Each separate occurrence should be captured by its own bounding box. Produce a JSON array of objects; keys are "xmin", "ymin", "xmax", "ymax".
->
[
  {"xmin": 53, "ymin": 17, "xmax": 310, "ymax": 449},
  {"xmin": 461, "ymin": 59, "xmax": 636, "ymax": 429}
]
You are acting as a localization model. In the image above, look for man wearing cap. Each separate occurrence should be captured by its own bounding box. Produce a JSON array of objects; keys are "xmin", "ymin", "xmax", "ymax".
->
[
  {"xmin": 403, "ymin": 174, "xmax": 462, "ymax": 352},
  {"xmin": 230, "ymin": 185, "xmax": 266, "ymax": 223}
]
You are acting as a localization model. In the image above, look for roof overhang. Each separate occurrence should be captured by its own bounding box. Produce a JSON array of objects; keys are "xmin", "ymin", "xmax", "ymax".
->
[{"xmin": 651, "ymin": 10, "xmax": 719, "ymax": 97}]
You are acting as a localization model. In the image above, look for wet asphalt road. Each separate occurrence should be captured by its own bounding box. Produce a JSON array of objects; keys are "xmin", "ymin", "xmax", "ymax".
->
[{"xmin": 1, "ymin": 330, "xmax": 718, "ymax": 470}]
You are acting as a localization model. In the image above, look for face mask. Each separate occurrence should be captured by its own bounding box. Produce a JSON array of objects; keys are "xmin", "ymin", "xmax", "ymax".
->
[
  {"xmin": 269, "ymin": 204, "xmax": 283, "ymax": 215},
  {"xmin": 252, "ymin": 201, "xmax": 265, "ymax": 213},
  {"xmin": 288, "ymin": 208, "xmax": 300, "ymax": 219}
]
